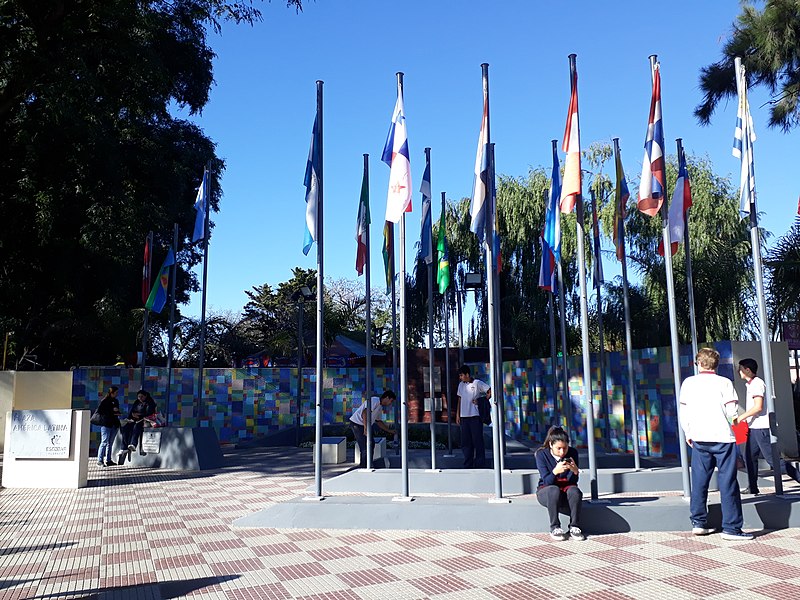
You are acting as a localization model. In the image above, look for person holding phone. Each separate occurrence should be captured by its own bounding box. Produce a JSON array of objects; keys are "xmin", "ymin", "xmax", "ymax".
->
[{"xmin": 534, "ymin": 426, "xmax": 584, "ymax": 541}]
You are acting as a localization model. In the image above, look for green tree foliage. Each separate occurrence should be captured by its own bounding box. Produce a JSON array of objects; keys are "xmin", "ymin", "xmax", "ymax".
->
[
  {"xmin": 696, "ymin": 0, "xmax": 800, "ymax": 130},
  {"xmin": 766, "ymin": 222, "xmax": 800, "ymax": 329},
  {"xmin": 0, "ymin": 1, "xmax": 301, "ymax": 369}
]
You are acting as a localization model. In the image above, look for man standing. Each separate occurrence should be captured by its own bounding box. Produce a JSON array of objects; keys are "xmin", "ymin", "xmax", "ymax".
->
[
  {"xmin": 349, "ymin": 390, "xmax": 396, "ymax": 469},
  {"xmin": 734, "ymin": 358, "xmax": 800, "ymax": 494},
  {"xmin": 456, "ymin": 366, "xmax": 491, "ymax": 468},
  {"xmin": 679, "ymin": 347, "xmax": 752, "ymax": 540}
]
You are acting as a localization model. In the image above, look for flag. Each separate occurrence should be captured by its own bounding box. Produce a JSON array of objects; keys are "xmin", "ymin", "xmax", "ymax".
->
[
  {"xmin": 543, "ymin": 143, "xmax": 562, "ymax": 263},
  {"xmin": 382, "ymin": 86, "xmax": 412, "ymax": 223},
  {"xmin": 638, "ymin": 63, "xmax": 666, "ymax": 217},
  {"xmin": 538, "ymin": 237, "xmax": 556, "ymax": 292},
  {"xmin": 591, "ymin": 200, "xmax": 604, "ymax": 288},
  {"xmin": 142, "ymin": 233, "xmax": 152, "ymax": 305},
  {"xmin": 560, "ymin": 65, "xmax": 581, "ymax": 213},
  {"xmin": 470, "ymin": 96, "xmax": 490, "ymax": 243},
  {"xmin": 613, "ymin": 148, "xmax": 630, "ymax": 260},
  {"xmin": 419, "ymin": 157, "xmax": 433, "ymax": 264},
  {"xmin": 355, "ymin": 165, "xmax": 370, "ymax": 275},
  {"xmin": 192, "ymin": 170, "xmax": 208, "ymax": 243},
  {"xmin": 658, "ymin": 148, "xmax": 693, "ymax": 256},
  {"xmin": 303, "ymin": 115, "xmax": 321, "ymax": 255},
  {"xmin": 733, "ymin": 61, "xmax": 756, "ymax": 216},
  {"xmin": 145, "ymin": 249, "xmax": 175, "ymax": 314},
  {"xmin": 436, "ymin": 198, "xmax": 450, "ymax": 294},
  {"xmin": 382, "ymin": 220, "xmax": 394, "ymax": 294}
]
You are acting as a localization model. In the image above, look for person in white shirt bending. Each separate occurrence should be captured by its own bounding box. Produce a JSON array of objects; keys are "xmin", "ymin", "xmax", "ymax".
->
[
  {"xmin": 456, "ymin": 365, "xmax": 491, "ymax": 468},
  {"xmin": 733, "ymin": 358, "xmax": 800, "ymax": 495},
  {"xmin": 679, "ymin": 347, "xmax": 752, "ymax": 541},
  {"xmin": 349, "ymin": 390, "xmax": 396, "ymax": 469}
]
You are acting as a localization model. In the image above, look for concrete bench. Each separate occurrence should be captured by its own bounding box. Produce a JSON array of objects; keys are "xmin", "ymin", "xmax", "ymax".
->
[
  {"xmin": 112, "ymin": 426, "xmax": 223, "ymax": 470},
  {"xmin": 354, "ymin": 436, "xmax": 387, "ymax": 468},
  {"xmin": 313, "ymin": 436, "xmax": 347, "ymax": 464}
]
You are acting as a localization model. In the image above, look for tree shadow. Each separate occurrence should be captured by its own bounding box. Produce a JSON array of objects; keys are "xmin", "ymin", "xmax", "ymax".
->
[
  {"xmin": 27, "ymin": 574, "xmax": 240, "ymax": 599},
  {"xmin": 0, "ymin": 541, "xmax": 75, "ymax": 557}
]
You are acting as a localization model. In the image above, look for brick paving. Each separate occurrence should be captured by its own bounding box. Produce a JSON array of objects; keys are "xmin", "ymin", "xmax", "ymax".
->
[{"xmin": 1, "ymin": 447, "xmax": 800, "ymax": 599}]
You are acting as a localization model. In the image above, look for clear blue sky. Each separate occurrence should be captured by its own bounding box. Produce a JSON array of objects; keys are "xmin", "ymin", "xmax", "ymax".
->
[{"xmin": 179, "ymin": 1, "xmax": 794, "ymax": 318}]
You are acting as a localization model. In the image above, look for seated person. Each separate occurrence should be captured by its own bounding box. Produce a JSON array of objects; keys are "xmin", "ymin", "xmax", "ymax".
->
[
  {"xmin": 120, "ymin": 389, "xmax": 157, "ymax": 454},
  {"xmin": 534, "ymin": 426, "xmax": 585, "ymax": 541}
]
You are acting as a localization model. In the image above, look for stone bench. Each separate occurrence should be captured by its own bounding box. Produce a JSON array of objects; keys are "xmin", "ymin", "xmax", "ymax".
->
[
  {"xmin": 112, "ymin": 426, "xmax": 223, "ymax": 470},
  {"xmin": 313, "ymin": 436, "xmax": 347, "ymax": 464}
]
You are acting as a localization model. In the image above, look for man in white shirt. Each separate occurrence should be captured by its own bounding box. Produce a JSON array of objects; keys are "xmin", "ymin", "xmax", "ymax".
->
[
  {"xmin": 679, "ymin": 347, "xmax": 752, "ymax": 540},
  {"xmin": 734, "ymin": 358, "xmax": 800, "ymax": 495},
  {"xmin": 349, "ymin": 390, "xmax": 396, "ymax": 469},
  {"xmin": 456, "ymin": 365, "xmax": 491, "ymax": 468}
]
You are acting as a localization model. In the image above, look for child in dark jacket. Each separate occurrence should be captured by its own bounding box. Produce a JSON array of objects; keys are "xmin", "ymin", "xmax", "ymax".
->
[{"xmin": 534, "ymin": 426, "xmax": 584, "ymax": 541}]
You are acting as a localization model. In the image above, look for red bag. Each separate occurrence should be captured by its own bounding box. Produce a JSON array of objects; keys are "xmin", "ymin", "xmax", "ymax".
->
[{"xmin": 732, "ymin": 420, "xmax": 749, "ymax": 445}]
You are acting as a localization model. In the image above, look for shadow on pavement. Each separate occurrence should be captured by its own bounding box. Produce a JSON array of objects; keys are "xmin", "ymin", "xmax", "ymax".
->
[{"xmin": 27, "ymin": 574, "xmax": 241, "ymax": 599}]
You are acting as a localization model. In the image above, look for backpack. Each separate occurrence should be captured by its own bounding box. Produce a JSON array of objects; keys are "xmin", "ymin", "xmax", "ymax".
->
[{"xmin": 477, "ymin": 395, "xmax": 492, "ymax": 425}]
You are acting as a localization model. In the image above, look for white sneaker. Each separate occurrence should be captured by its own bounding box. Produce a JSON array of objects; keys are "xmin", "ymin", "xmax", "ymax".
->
[
  {"xmin": 692, "ymin": 527, "xmax": 715, "ymax": 536},
  {"xmin": 550, "ymin": 527, "xmax": 567, "ymax": 541},
  {"xmin": 569, "ymin": 527, "xmax": 586, "ymax": 541}
]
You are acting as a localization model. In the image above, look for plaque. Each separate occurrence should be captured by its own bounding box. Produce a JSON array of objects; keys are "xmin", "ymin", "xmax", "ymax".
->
[
  {"xmin": 141, "ymin": 430, "xmax": 162, "ymax": 454},
  {"xmin": 10, "ymin": 410, "xmax": 72, "ymax": 458}
]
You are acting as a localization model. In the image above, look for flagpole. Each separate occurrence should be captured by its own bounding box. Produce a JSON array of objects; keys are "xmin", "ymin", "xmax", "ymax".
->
[
  {"xmin": 548, "ymin": 288, "xmax": 558, "ymax": 428},
  {"xmin": 363, "ymin": 153, "xmax": 374, "ymax": 470},
  {"xmin": 422, "ymin": 147, "xmax": 438, "ymax": 471},
  {"xmin": 613, "ymin": 138, "xmax": 641, "ymax": 470},
  {"xmin": 676, "ymin": 139, "xmax": 699, "ymax": 367},
  {"xmin": 392, "ymin": 250, "xmax": 399, "ymax": 457},
  {"xmin": 444, "ymin": 260, "xmax": 453, "ymax": 457},
  {"xmin": 735, "ymin": 57, "xmax": 783, "ymax": 495},
  {"xmin": 590, "ymin": 189, "xmax": 611, "ymax": 447},
  {"xmin": 553, "ymin": 138, "xmax": 572, "ymax": 432},
  {"xmin": 490, "ymin": 142, "xmax": 507, "ymax": 471},
  {"xmin": 140, "ymin": 231, "xmax": 153, "ymax": 389},
  {"xmin": 197, "ymin": 163, "xmax": 211, "ymax": 421},
  {"xmin": 481, "ymin": 64, "xmax": 505, "ymax": 502},
  {"xmin": 165, "ymin": 223, "xmax": 178, "ymax": 426},
  {"xmin": 310, "ymin": 80, "xmax": 326, "ymax": 497},
  {"xmin": 649, "ymin": 55, "xmax": 691, "ymax": 499}
]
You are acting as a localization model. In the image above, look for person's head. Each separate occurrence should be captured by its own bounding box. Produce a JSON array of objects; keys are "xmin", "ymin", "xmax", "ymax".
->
[
  {"xmin": 541, "ymin": 426, "xmax": 571, "ymax": 458},
  {"xmin": 458, "ymin": 365, "xmax": 472, "ymax": 382},
  {"xmin": 107, "ymin": 386, "xmax": 119, "ymax": 398},
  {"xmin": 136, "ymin": 389, "xmax": 146, "ymax": 401},
  {"xmin": 738, "ymin": 358, "xmax": 759, "ymax": 380},
  {"xmin": 379, "ymin": 390, "xmax": 396, "ymax": 406},
  {"xmin": 695, "ymin": 347, "xmax": 720, "ymax": 372}
]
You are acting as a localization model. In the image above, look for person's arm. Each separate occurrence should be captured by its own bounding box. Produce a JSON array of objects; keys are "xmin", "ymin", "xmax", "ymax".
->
[
  {"xmin": 678, "ymin": 382, "xmax": 692, "ymax": 446},
  {"xmin": 375, "ymin": 419, "xmax": 394, "ymax": 436},
  {"xmin": 733, "ymin": 382, "xmax": 761, "ymax": 424}
]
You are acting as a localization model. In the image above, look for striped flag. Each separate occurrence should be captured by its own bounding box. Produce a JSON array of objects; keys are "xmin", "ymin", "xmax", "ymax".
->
[
  {"xmin": 560, "ymin": 64, "xmax": 581, "ymax": 214},
  {"xmin": 638, "ymin": 63, "xmax": 666, "ymax": 217},
  {"xmin": 303, "ymin": 115, "xmax": 320, "ymax": 255},
  {"xmin": 658, "ymin": 147, "xmax": 693, "ymax": 256},
  {"xmin": 145, "ymin": 249, "xmax": 175, "ymax": 314},
  {"xmin": 419, "ymin": 156, "xmax": 433, "ymax": 265},
  {"xmin": 382, "ymin": 85, "xmax": 412, "ymax": 223},
  {"xmin": 733, "ymin": 61, "xmax": 756, "ymax": 217},
  {"xmin": 470, "ymin": 95, "xmax": 490, "ymax": 243},
  {"xmin": 382, "ymin": 220, "xmax": 394, "ymax": 294},
  {"xmin": 436, "ymin": 198, "xmax": 450, "ymax": 294},
  {"xmin": 538, "ymin": 238, "xmax": 556, "ymax": 292},
  {"xmin": 539, "ymin": 143, "xmax": 561, "ymax": 292},
  {"xmin": 613, "ymin": 147, "xmax": 630, "ymax": 260},
  {"xmin": 591, "ymin": 199, "xmax": 604, "ymax": 288},
  {"xmin": 142, "ymin": 232, "xmax": 152, "ymax": 305},
  {"xmin": 355, "ymin": 165, "xmax": 370, "ymax": 275},
  {"xmin": 192, "ymin": 169, "xmax": 208, "ymax": 243}
]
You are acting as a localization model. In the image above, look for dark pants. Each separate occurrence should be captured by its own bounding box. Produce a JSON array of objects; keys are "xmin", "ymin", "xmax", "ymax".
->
[
  {"xmin": 746, "ymin": 427, "xmax": 800, "ymax": 490},
  {"xmin": 690, "ymin": 441, "xmax": 744, "ymax": 534},
  {"xmin": 536, "ymin": 485, "xmax": 582, "ymax": 530},
  {"xmin": 351, "ymin": 422, "xmax": 373, "ymax": 469},
  {"xmin": 121, "ymin": 420, "xmax": 144, "ymax": 450},
  {"xmin": 460, "ymin": 416, "xmax": 485, "ymax": 468}
]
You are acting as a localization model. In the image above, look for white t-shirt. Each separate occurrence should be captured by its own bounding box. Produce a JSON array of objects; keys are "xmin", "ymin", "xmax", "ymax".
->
[
  {"xmin": 350, "ymin": 397, "xmax": 382, "ymax": 426},
  {"xmin": 745, "ymin": 376, "xmax": 768, "ymax": 429},
  {"xmin": 679, "ymin": 372, "xmax": 738, "ymax": 443},
  {"xmin": 457, "ymin": 379, "xmax": 490, "ymax": 418}
]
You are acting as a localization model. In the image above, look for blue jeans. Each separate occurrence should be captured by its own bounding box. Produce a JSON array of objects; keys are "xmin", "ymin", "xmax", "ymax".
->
[
  {"xmin": 460, "ymin": 416, "xmax": 485, "ymax": 468},
  {"xmin": 690, "ymin": 441, "xmax": 744, "ymax": 534},
  {"xmin": 98, "ymin": 426, "xmax": 118, "ymax": 464},
  {"xmin": 746, "ymin": 427, "xmax": 800, "ymax": 489}
]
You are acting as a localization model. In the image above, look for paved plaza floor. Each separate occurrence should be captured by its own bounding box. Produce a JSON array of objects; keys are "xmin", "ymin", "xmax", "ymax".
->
[{"xmin": 2, "ymin": 447, "xmax": 800, "ymax": 600}]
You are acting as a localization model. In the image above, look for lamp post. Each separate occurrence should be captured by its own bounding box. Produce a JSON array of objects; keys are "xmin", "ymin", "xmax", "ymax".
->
[{"xmin": 293, "ymin": 285, "xmax": 314, "ymax": 447}]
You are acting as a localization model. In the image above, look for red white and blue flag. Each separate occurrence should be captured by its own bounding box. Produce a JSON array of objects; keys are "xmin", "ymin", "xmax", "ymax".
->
[
  {"xmin": 382, "ymin": 84, "xmax": 412, "ymax": 223},
  {"xmin": 560, "ymin": 66, "xmax": 581, "ymax": 214},
  {"xmin": 638, "ymin": 63, "xmax": 666, "ymax": 217},
  {"xmin": 658, "ymin": 147, "xmax": 693, "ymax": 256},
  {"xmin": 419, "ymin": 156, "xmax": 433, "ymax": 265},
  {"xmin": 470, "ymin": 96, "xmax": 490, "ymax": 244},
  {"xmin": 539, "ymin": 143, "xmax": 562, "ymax": 291}
]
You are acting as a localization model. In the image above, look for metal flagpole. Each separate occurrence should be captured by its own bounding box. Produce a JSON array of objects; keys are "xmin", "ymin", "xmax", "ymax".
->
[
  {"xmin": 165, "ymin": 223, "xmax": 178, "ymax": 426},
  {"xmin": 553, "ymin": 137, "xmax": 571, "ymax": 430},
  {"xmin": 490, "ymin": 142, "xmax": 507, "ymax": 471},
  {"xmin": 296, "ymin": 299, "xmax": 304, "ymax": 447},
  {"xmin": 140, "ymin": 231, "xmax": 153, "ymax": 389},
  {"xmin": 482, "ymin": 64, "xmax": 505, "ymax": 501},
  {"xmin": 445, "ymin": 281, "xmax": 453, "ymax": 456},
  {"xmin": 424, "ymin": 148, "xmax": 437, "ymax": 471},
  {"xmin": 676, "ymin": 139, "xmax": 700, "ymax": 367},
  {"xmin": 590, "ymin": 189, "xmax": 611, "ymax": 447},
  {"xmin": 457, "ymin": 288, "xmax": 465, "ymax": 367},
  {"xmin": 363, "ymin": 153, "xmax": 374, "ymax": 470},
  {"xmin": 197, "ymin": 163, "xmax": 211, "ymax": 421},
  {"xmin": 390, "ymin": 229, "xmax": 400, "ymax": 456},
  {"xmin": 548, "ymin": 290, "xmax": 558, "ymax": 429},
  {"xmin": 735, "ymin": 57, "xmax": 783, "ymax": 495},
  {"xmin": 313, "ymin": 80, "xmax": 325, "ymax": 498},
  {"xmin": 613, "ymin": 138, "xmax": 641, "ymax": 470},
  {"xmin": 649, "ymin": 55, "xmax": 691, "ymax": 498}
]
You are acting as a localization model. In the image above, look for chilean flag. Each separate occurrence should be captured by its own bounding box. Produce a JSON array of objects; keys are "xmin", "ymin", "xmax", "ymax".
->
[
  {"xmin": 638, "ymin": 64, "xmax": 666, "ymax": 217},
  {"xmin": 560, "ymin": 66, "xmax": 581, "ymax": 214},
  {"xmin": 658, "ymin": 147, "xmax": 693, "ymax": 256},
  {"xmin": 383, "ymin": 84, "xmax": 412, "ymax": 223}
]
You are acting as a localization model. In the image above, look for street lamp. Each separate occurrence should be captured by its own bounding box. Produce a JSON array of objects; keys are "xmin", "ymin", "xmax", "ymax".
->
[{"xmin": 292, "ymin": 286, "xmax": 315, "ymax": 446}]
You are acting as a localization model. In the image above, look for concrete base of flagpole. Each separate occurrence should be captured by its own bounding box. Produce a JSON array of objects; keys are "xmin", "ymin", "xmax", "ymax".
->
[
  {"xmin": 302, "ymin": 496, "xmax": 326, "ymax": 502},
  {"xmin": 488, "ymin": 497, "xmax": 511, "ymax": 504},
  {"xmin": 392, "ymin": 496, "xmax": 415, "ymax": 503}
]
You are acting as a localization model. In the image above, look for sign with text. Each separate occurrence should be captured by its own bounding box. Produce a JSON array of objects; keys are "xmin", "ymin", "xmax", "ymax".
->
[
  {"xmin": 9, "ymin": 410, "xmax": 72, "ymax": 458},
  {"xmin": 784, "ymin": 322, "xmax": 800, "ymax": 350},
  {"xmin": 141, "ymin": 430, "xmax": 162, "ymax": 454}
]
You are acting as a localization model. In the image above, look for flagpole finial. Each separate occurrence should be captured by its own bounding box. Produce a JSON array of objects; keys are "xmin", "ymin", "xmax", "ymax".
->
[
  {"xmin": 424, "ymin": 147, "xmax": 431, "ymax": 159},
  {"xmin": 551, "ymin": 139, "xmax": 558, "ymax": 152},
  {"xmin": 481, "ymin": 62, "xmax": 489, "ymax": 69},
  {"xmin": 612, "ymin": 137, "xmax": 620, "ymax": 154},
  {"xmin": 316, "ymin": 79, "xmax": 323, "ymax": 86}
]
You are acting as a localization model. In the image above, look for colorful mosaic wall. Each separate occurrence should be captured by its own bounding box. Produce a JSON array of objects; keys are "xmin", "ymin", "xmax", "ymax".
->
[{"xmin": 72, "ymin": 342, "xmax": 734, "ymax": 456}]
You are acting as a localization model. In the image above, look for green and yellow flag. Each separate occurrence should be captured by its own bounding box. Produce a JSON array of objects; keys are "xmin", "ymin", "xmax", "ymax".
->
[{"xmin": 436, "ymin": 200, "xmax": 450, "ymax": 294}]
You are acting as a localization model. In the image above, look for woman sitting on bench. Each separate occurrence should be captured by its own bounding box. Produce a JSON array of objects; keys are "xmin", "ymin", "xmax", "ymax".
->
[
  {"xmin": 535, "ymin": 426, "xmax": 585, "ymax": 542},
  {"xmin": 120, "ymin": 389, "xmax": 157, "ymax": 455}
]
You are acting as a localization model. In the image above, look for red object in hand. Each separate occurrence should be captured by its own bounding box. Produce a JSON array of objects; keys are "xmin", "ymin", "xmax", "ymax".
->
[{"xmin": 732, "ymin": 420, "xmax": 749, "ymax": 445}]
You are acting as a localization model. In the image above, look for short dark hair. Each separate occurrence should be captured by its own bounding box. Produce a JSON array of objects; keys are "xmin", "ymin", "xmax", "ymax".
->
[
  {"xmin": 380, "ymin": 390, "xmax": 396, "ymax": 400},
  {"xmin": 738, "ymin": 358, "xmax": 759, "ymax": 374},
  {"xmin": 458, "ymin": 365, "xmax": 471, "ymax": 376},
  {"xmin": 108, "ymin": 385, "xmax": 119, "ymax": 393}
]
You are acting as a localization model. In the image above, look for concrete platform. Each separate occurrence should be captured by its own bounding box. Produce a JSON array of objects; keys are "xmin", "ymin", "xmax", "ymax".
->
[{"xmin": 112, "ymin": 426, "xmax": 223, "ymax": 470}]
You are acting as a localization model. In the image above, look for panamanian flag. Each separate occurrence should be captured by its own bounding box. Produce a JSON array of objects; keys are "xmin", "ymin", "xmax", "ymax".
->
[
  {"xmin": 658, "ymin": 147, "xmax": 693, "ymax": 256},
  {"xmin": 638, "ymin": 63, "xmax": 666, "ymax": 217},
  {"xmin": 382, "ymin": 84, "xmax": 412, "ymax": 223}
]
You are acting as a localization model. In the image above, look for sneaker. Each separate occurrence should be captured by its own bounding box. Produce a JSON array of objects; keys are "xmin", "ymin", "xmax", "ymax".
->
[
  {"xmin": 692, "ymin": 527, "xmax": 715, "ymax": 536},
  {"xmin": 96, "ymin": 461, "xmax": 104, "ymax": 467},
  {"xmin": 742, "ymin": 488, "xmax": 760, "ymax": 496},
  {"xmin": 550, "ymin": 527, "xmax": 567, "ymax": 541},
  {"xmin": 127, "ymin": 444, "xmax": 136, "ymax": 451},
  {"xmin": 104, "ymin": 460, "xmax": 117, "ymax": 467},
  {"xmin": 721, "ymin": 530, "xmax": 754, "ymax": 541},
  {"xmin": 569, "ymin": 527, "xmax": 586, "ymax": 541}
]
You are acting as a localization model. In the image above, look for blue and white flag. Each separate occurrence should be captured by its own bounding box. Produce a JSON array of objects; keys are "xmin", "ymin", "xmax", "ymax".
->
[
  {"xmin": 419, "ymin": 156, "xmax": 433, "ymax": 264},
  {"xmin": 382, "ymin": 85, "xmax": 412, "ymax": 223},
  {"xmin": 192, "ymin": 169, "xmax": 208, "ymax": 243},
  {"xmin": 470, "ymin": 98, "xmax": 490, "ymax": 244},
  {"xmin": 543, "ymin": 143, "xmax": 562, "ymax": 263},
  {"xmin": 303, "ymin": 115, "xmax": 320, "ymax": 255},
  {"xmin": 733, "ymin": 61, "xmax": 757, "ymax": 217}
]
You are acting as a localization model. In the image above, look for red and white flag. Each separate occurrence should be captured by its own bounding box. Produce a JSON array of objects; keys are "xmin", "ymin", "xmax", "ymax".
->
[{"xmin": 560, "ymin": 64, "xmax": 581, "ymax": 214}]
